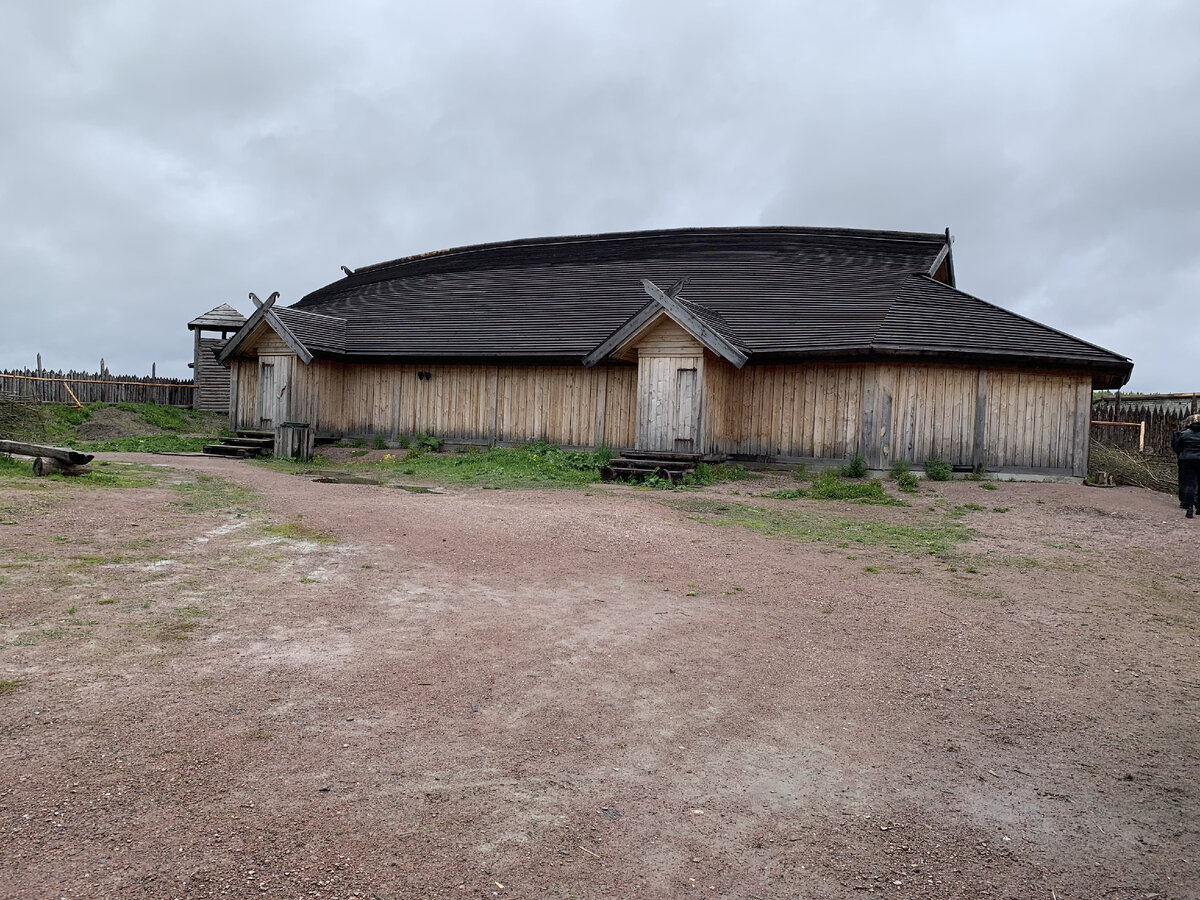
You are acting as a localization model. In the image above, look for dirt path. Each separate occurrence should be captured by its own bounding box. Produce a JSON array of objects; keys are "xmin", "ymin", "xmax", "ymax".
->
[{"xmin": 1, "ymin": 456, "xmax": 1197, "ymax": 899}]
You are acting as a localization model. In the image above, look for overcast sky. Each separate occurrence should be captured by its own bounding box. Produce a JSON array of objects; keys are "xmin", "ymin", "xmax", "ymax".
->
[{"xmin": 1, "ymin": 0, "xmax": 1196, "ymax": 391}]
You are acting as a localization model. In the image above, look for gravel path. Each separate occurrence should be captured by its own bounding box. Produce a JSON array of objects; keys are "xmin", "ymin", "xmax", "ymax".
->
[{"xmin": 1, "ymin": 455, "xmax": 1197, "ymax": 899}]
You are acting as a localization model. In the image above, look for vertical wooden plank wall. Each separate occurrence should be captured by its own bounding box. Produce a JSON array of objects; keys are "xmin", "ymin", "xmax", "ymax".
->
[
  {"xmin": 706, "ymin": 360, "xmax": 1090, "ymax": 473},
  {"xmin": 230, "ymin": 341, "xmax": 1092, "ymax": 473},
  {"xmin": 289, "ymin": 360, "xmax": 638, "ymax": 449}
]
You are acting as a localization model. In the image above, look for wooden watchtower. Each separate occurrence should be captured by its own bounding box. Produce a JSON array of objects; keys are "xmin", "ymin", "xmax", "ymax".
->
[{"xmin": 188, "ymin": 304, "xmax": 246, "ymax": 412}]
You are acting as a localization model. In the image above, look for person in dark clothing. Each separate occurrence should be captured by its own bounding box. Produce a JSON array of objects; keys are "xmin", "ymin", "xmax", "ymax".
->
[{"xmin": 1172, "ymin": 414, "xmax": 1200, "ymax": 519}]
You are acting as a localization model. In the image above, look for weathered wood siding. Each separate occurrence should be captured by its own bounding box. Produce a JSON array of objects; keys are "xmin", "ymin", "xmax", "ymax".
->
[
  {"xmin": 230, "ymin": 338, "xmax": 1091, "ymax": 474},
  {"xmin": 634, "ymin": 316, "xmax": 705, "ymax": 356},
  {"xmin": 705, "ymin": 360, "xmax": 1091, "ymax": 474},
  {"xmin": 236, "ymin": 359, "xmax": 639, "ymax": 448},
  {"xmin": 192, "ymin": 337, "xmax": 232, "ymax": 411}
]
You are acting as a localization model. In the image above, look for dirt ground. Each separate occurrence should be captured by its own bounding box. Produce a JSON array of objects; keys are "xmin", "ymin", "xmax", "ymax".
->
[{"xmin": 1, "ymin": 456, "xmax": 1197, "ymax": 899}]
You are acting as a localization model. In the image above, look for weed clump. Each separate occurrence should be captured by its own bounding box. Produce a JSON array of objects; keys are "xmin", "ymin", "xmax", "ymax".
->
[
  {"xmin": 839, "ymin": 455, "xmax": 868, "ymax": 478},
  {"xmin": 924, "ymin": 458, "xmax": 953, "ymax": 481},
  {"xmin": 897, "ymin": 471, "xmax": 920, "ymax": 493},
  {"xmin": 889, "ymin": 459, "xmax": 911, "ymax": 480}
]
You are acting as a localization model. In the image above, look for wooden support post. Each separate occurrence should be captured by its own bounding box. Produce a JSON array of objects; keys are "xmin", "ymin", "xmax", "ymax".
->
[
  {"xmin": 1139, "ymin": 420, "xmax": 1145, "ymax": 453},
  {"xmin": 62, "ymin": 380, "xmax": 83, "ymax": 408}
]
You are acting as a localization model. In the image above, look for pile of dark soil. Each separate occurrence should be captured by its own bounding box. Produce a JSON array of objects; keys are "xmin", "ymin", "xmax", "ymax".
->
[{"xmin": 74, "ymin": 406, "xmax": 166, "ymax": 441}]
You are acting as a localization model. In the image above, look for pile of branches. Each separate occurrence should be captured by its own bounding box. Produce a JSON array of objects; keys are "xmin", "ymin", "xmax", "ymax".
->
[
  {"xmin": 1089, "ymin": 441, "xmax": 1178, "ymax": 493},
  {"xmin": 0, "ymin": 392, "xmax": 48, "ymax": 442}
]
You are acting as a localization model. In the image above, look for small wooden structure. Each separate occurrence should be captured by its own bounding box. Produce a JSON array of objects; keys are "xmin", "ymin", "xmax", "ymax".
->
[
  {"xmin": 189, "ymin": 304, "xmax": 246, "ymax": 412},
  {"xmin": 0, "ymin": 440, "xmax": 94, "ymax": 476},
  {"xmin": 213, "ymin": 227, "xmax": 1133, "ymax": 476}
]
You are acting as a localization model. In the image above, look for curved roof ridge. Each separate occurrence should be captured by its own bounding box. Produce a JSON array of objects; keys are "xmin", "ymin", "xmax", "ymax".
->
[{"xmin": 349, "ymin": 224, "xmax": 948, "ymax": 277}]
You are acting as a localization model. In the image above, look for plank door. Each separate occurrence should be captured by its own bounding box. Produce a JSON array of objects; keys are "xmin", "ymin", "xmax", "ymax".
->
[
  {"xmin": 258, "ymin": 362, "xmax": 275, "ymax": 428},
  {"xmin": 257, "ymin": 356, "xmax": 290, "ymax": 429},
  {"xmin": 673, "ymin": 367, "xmax": 698, "ymax": 451},
  {"xmin": 636, "ymin": 356, "xmax": 703, "ymax": 452}
]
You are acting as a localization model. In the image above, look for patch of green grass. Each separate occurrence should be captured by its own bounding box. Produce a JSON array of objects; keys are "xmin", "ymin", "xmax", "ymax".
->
[
  {"xmin": 377, "ymin": 442, "xmax": 611, "ymax": 488},
  {"xmin": 77, "ymin": 464, "xmax": 161, "ymax": 488},
  {"xmin": 66, "ymin": 553, "xmax": 133, "ymax": 570},
  {"xmin": 792, "ymin": 462, "xmax": 811, "ymax": 482},
  {"xmin": 96, "ymin": 597, "xmax": 118, "ymax": 605},
  {"xmin": 0, "ymin": 456, "xmax": 159, "ymax": 488},
  {"xmin": 980, "ymin": 482, "xmax": 998, "ymax": 491},
  {"xmin": 888, "ymin": 459, "xmax": 912, "ymax": 480},
  {"xmin": 669, "ymin": 497, "xmax": 972, "ymax": 556},
  {"xmin": 992, "ymin": 506, "xmax": 1010, "ymax": 513},
  {"xmin": 75, "ymin": 434, "xmax": 212, "ymax": 453},
  {"xmin": 862, "ymin": 565, "xmax": 880, "ymax": 573},
  {"xmin": 0, "ymin": 679, "xmax": 22, "ymax": 696},
  {"xmin": 681, "ymin": 462, "xmax": 759, "ymax": 486},
  {"xmin": 156, "ymin": 620, "xmax": 199, "ymax": 641},
  {"xmin": 767, "ymin": 471, "xmax": 908, "ymax": 506},
  {"xmin": 262, "ymin": 521, "xmax": 338, "ymax": 544},
  {"xmin": 372, "ymin": 432, "xmax": 388, "ymax": 450},
  {"xmin": 299, "ymin": 576, "xmax": 318, "ymax": 584},
  {"xmin": 0, "ymin": 455, "xmax": 30, "ymax": 479},
  {"xmin": 172, "ymin": 474, "xmax": 259, "ymax": 515},
  {"xmin": 113, "ymin": 402, "xmax": 206, "ymax": 433},
  {"xmin": 897, "ymin": 471, "xmax": 920, "ymax": 493}
]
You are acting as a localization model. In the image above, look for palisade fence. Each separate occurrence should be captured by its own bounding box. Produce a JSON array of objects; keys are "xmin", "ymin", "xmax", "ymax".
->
[
  {"xmin": 1091, "ymin": 392, "xmax": 1200, "ymax": 456},
  {"xmin": 0, "ymin": 366, "xmax": 194, "ymax": 407}
]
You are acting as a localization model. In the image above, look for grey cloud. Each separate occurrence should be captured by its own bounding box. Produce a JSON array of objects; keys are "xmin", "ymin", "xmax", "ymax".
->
[{"xmin": 1, "ymin": 0, "xmax": 1196, "ymax": 389}]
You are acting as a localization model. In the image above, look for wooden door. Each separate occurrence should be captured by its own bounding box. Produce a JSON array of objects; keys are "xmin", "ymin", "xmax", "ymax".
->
[
  {"xmin": 257, "ymin": 356, "xmax": 291, "ymax": 429},
  {"xmin": 636, "ymin": 356, "xmax": 703, "ymax": 452},
  {"xmin": 672, "ymin": 367, "xmax": 698, "ymax": 451},
  {"xmin": 258, "ymin": 362, "xmax": 275, "ymax": 428}
]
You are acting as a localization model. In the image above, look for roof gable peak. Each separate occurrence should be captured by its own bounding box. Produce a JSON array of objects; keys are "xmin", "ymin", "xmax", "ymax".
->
[{"xmin": 583, "ymin": 279, "xmax": 749, "ymax": 369}]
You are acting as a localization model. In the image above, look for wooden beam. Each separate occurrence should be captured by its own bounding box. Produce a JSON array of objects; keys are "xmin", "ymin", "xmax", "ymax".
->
[
  {"xmin": 640, "ymin": 280, "xmax": 748, "ymax": 369},
  {"xmin": 0, "ymin": 440, "xmax": 94, "ymax": 466}
]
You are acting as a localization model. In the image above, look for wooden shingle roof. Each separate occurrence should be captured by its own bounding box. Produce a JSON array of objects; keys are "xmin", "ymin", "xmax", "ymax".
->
[
  {"xmin": 272, "ymin": 226, "xmax": 1130, "ymax": 386},
  {"xmin": 188, "ymin": 303, "xmax": 246, "ymax": 331}
]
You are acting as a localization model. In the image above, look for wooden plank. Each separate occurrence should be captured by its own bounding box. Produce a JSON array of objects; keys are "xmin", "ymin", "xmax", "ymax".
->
[
  {"xmin": 1072, "ymin": 377, "xmax": 1091, "ymax": 477},
  {"xmin": 878, "ymin": 366, "xmax": 894, "ymax": 469}
]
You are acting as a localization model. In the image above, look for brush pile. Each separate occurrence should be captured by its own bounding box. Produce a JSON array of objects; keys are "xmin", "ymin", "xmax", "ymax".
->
[
  {"xmin": 1089, "ymin": 441, "xmax": 1178, "ymax": 493},
  {"xmin": 0, "ymin": 392, "xmax": 48, "ymax": 442}
]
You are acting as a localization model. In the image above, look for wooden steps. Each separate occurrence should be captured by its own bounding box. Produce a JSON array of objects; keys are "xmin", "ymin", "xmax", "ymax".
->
[
  {"xmin": 601, "ymin": 449, "xmax": 722, "ymax": 484},
  {"xmin": 202, "ymin": 429, "xmax": 275, "ymax": 459}
]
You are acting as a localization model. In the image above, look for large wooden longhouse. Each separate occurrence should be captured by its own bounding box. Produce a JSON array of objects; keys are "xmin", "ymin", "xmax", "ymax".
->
[{"xmin": 216, "ymin": 227, "xmax": 1132, "ymax": 476}]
